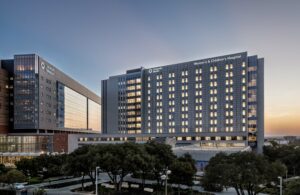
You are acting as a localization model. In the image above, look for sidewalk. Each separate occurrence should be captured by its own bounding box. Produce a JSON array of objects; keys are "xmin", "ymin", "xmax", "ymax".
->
[
  {"xmin": 26, "ymin": 176, "xmax": 88, "ymax": 189},
  {"xmin": 25, "ymin": 173, "xmax": 268, "ymax": 195},
  {"xmin": 26, "ymin": 173, "xmax": 110, "ymax": 195}
]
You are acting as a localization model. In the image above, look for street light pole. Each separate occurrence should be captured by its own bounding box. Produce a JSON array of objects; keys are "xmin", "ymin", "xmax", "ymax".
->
[
  {"xmin": 278, "ymin": 176, "xmax": 282, "ymax": 195},
  {"xmin": 160, "ymin": 167, "xmax": 171, "ymax": 195},
  {"xmin": 96, "ymin": 166, "xmax": 100, "ymax": 195},
  {"xmin": 165, "ymin": 174, "xmax": 168, "ymax": 195}
]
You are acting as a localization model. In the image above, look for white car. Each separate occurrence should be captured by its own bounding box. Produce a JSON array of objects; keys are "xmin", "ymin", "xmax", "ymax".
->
[{"xmin": 14, "ymin": 183, "xmax": 25, "ymax": 190}]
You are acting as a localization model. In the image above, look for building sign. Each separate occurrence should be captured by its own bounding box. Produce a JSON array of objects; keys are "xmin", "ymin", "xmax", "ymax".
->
[
  {"xmin": 193, "ymin": 54, "xmax": 242, "ymax": 65},
  {"xmin": 41, "ymin": 62, "xmax": 46, "ymax": 70},
  {"xmin": 41, "ymin": 61, "xmax": 55, "ymax": 75},
  {"xmin": 148, "ymin": 67, "xmax": 162, "ymax": 74}
]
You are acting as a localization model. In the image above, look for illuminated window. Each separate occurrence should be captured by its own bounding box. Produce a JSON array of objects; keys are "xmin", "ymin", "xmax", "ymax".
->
[
  {"xmin": 168, "ymin": 73, "xmax": 175, "ymax": 78},
  {"xmin": 181, "ymin": 70, "xmax": 188, "ymax": 76},
  {"xmin": 195, "ymin": 68, "xmax": 202, "ymax": 74}
]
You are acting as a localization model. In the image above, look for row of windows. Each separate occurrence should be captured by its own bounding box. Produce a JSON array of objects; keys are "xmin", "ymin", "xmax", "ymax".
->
[
  {"xmin": 147, "ymin": 82, "xmax": 247, "ymax": 95},
  {"xmin": 146, "ymin": 103, "xmax": 246, "ymax": 113},
  {"xmin": 127, "ymin": 91, "xmax": 141, "ymax": 97},
  {"xmin": 78, "ymin": 136, "xmax": 246, "ymax": 143},
  {"xmin": 147, "ymin": 62, "xmax": 246, "ymax": 81},
  {"xmin": 127, "ymin": 85, "xmax": 141, "ymax": 90},
  {"xmin": 127, "ymin": 78, "xmax": 141, "ymax": 84},
  {"xmin": 144, "ymin": 124, "xmax": 247, "ymax": 133},
  {"xmin": 146, "ymin": 110, "xmax": 247, "ymax": 120}
]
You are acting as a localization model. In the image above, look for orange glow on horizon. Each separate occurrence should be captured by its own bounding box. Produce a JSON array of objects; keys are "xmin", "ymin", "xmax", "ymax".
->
[{"xmin": 265, "ymin": 113, "xmax": 300, "ymax": 136}]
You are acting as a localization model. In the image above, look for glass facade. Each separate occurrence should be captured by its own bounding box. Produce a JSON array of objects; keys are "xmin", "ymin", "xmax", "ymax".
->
[
  {"xmin": 125, "ymin": 76, "xmax": 142, "ymax": 134},
  {"xmin": 0, "ymin": 135, "xmax": 52, "ymax": 165},
  {"xmin": 0, "ymin": 68, "xmax": 9, "ymax": 133},
  {"xmin": 88, "ymin": 99, "xmax": 101, "ymax": 131},
  {"xmin": 247, "ymin": 57, "xmax": 259, "ymax": 146},
  {"xmin": 0, "ymin": 135, "xmax": 52, "ymax": 153},
  {"xmin": 116, "ymin": 70, "xmax": 142, "ymax": 134},
  {"xmin": 57, "ymin": 82, "xmax": 65, "ymax": 128},
  {"xmin": 14, "ymin": 55, "xmax": 39, "ymax": 129},
  {"xmin": 57, "ymin": 83, "xmax": 100, "ymax": 131},
  {"xmin": 63, "ymin": 86, "xmax": 87, "ymax": 130}
]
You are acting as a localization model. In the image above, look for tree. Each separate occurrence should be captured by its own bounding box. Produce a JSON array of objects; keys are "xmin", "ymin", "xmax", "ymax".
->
[
  {"xmin": 65, "ymin": 145, "xmax": 98, "ymax": 188},
  {"xmin": 144, "ymin": 141, "xmax": 176, "ymax": 186},
  {"xmin": 201, "ymin": 153, "xmax": 228, "ymax": 192},
  {"xmin": 16, "ymin": 157, "xmax": 40, "ymax": 177},
  {"xmin": 229, "ymin": 152, "xmax": 271, "ymax": 195},
  {"xmin": 36, "ymin": 154, "xmax": 67, "ymax": 178},
  {"xmin": 132, "ymin": 145, "xmax": 155, "ymax": 189},
  {"xmin": 285, "ymin": 179, "xmax": 300, "ymax": 195},
  {"xmin": 169, "ymin": 154, "xmax": 197, "ymax": 194},
  {"xmin": 16, "ymin": 154, "xmax": 67, "ymax": 179},
  {"xmin": 0, "ymin": 169, "xmax": 26, "ymax": 188},
  {"xmin": 264, "ymin": 144, "xmax": 300, "ymax": 177},
  {"xmin": 63, "ymin": 141, "xmax": 195, "ymax": 193},
  {"xmin": 0, "ymin": 164, "xmax": 8, "ymax": 175},
  {"xmin": 202, "ymin": 152, "xmax": 286, "ymax": 195},
  {"xmin": 97, "ymin": 143, "xmax": 144, "ymax": 191}
]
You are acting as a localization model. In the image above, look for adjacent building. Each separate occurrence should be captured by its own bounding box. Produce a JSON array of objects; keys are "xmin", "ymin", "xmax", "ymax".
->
[
  {"xmin": 12, "ymin": 54, "xmax": 101, "ymax": 133},
  {"xmin": 0, "ymin": 54, "xmax": 101, "ymax": 164},
  {"xmin": 102, "ymin": 52, "xmax": 264, "ymax": 152}
]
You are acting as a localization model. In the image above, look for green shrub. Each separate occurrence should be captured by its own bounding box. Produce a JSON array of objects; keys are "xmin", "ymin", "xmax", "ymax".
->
[
  {"xmin": 28, "ymin": 177, "xmax": 42, "ymax": 184},
  {"xmin": 34, "ymin": 188, "xmax": 46, "ymax": 195}
]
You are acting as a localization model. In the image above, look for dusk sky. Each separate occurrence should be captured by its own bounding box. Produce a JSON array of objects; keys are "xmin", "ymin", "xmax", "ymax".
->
[{"xmin": 0, "ymin": 0, "xmax": 299, "ymax": 136}]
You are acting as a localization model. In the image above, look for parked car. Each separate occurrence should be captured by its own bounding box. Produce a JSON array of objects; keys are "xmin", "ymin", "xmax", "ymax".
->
[{"xmin": 14, "ymin": 183, "xmax": 26, "ymax": 191}]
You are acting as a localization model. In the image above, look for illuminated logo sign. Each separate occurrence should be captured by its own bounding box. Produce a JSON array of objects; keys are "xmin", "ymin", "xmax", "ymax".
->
[
  {"xmin": 41, "ymin": 62, "xmax": 45, "ymax": 69},
  {"xmin": 193, "ymin": 54, "xmax": 242, "ymax": 65},
  {"xmin": 148, "ymin": 67, "xmax": 162, "ymax": 74},
  {"xmin": 41, "ymin": 61, "xmax": 55, "ymax": 75}
]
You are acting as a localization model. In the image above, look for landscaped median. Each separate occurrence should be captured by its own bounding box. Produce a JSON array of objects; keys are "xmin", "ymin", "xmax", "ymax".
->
[{"xmin": 72, "ymin": 181, "xmax": 214, "ymax": 195}]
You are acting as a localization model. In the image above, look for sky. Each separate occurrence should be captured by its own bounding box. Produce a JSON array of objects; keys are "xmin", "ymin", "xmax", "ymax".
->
[{"xmin": 0, "ymin": 0, "xmax": 299, "ymax": 136}]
